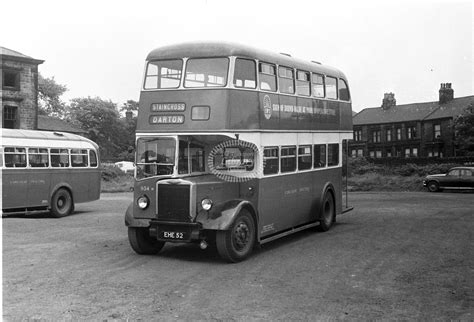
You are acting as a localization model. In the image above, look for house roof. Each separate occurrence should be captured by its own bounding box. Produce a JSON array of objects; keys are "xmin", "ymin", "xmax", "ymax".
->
[
  {"xmin": 37, "ymin": 115, "xmax": 86, "ymax": 134},
  {"xmin": 0, "ymin": 46, "xmax": 44, "ymax": 64},
  {"xmin": 353, "ymin": 95, "xmax": 474, "ymax": 125}
]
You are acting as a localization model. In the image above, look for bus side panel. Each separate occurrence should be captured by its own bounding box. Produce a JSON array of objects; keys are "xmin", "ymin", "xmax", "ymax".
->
[
  {"xmin": 258, "ymin": 92, "xmax": 280, "ymax": 130},
  {"xmin": 50, "ymin": 170, "xmax": 90, "ymax": 203},
  {"xmin": 26, "ymin": 169, "xmax": 52, "ymax": 207},
  {"xmin": 88, "ymin": 169, "xmax": 101, "ymax": 201},
  {"xmin": 313, "ymin": 100, "xmax": 340, "ymax": 131},
  {"xmin": 278, "ymin": 95, "xmax": 298, "ymax": 130},
  {"xmin": 257, "ymin": 168, "xmax": 343, "ymax": 238},
  {"xmin": 2, "ymin": 170, "xmax": 28, "ymax": 209},
  {"xmin": 296, "ymin": 97, "xmax": 313, "ymax": 131},
  {"xmin": 339, "ymin": 101, "xmax": 353, "ymax": 131},
  {"xmin": 228, "ymin": 90, "xmax": 260, "ymax": 129}
]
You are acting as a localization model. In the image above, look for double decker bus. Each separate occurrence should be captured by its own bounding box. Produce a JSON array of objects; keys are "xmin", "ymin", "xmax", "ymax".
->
[
  {"xmin": 1, "ymin": 129, "xmax": 101, "ymax": 217},
  {"xmin": 125, "ymin": 42, "xmax": 353, "ymax": 262}
]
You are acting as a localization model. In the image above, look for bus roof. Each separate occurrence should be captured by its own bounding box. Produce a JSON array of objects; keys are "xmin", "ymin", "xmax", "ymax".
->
[
  {"xmin": 1, "ymin": 129, "xmax": 99, "ymax": 149},
  {"xmin": 146, "ymin": 41, "xmax": 347, "ymax": 80}
]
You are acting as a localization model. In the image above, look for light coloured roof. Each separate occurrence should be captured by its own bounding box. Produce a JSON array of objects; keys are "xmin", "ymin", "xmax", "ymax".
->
[
  {"xmin": 0, "ymin": 46, "xmax": 44, "ymax": 64},
  {"xmin": 1, "ymin": 128, "xmax": 98, "ymax": 149}
]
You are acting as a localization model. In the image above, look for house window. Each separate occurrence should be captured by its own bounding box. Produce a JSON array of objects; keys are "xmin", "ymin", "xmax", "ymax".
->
[
  {"xmin": 407, "ymin": 126, "xmax": 417, "ymax": 139},
  {"xmin": 3, "ymin": 70, "xmax": 20, "ymax": 90},
  {"xmin": 386, "ymin": 150, "xmax": 392, "ymax": 157},
  {"xmin": 396, "ymin": 128, "xmax": 402, "ymax": 140},
  {"xmin": 434, "ymin": 124, "xmax": 441, "ymax": 139},
  {"xmin": 375, "ymin": 150, "xmax": 382, "ymax": 158},
  {"xmin": 369, "ymin": 151, "xmax": 375, "ymax": 158},
  {"xmin": 412, "ymin": 148, "xmax": 418, "ymax": 157},
  {"xmin": 372, "ymin": 130, "xmax": 381, "ymax": 143},
  {"xmin": 405, "ymin": 148, "xmax": 411, "ymax": 158},
  {"xmin": 354, "ymin": 129, "xmax": 362, "ymax": 141},
  {"xmin": 386, "ymin": 129, "xmax": 392, "ymax": 142},
  {"xmin": 357, "ymin": 149, "xmax": 363, "ymax": 157},
  {"xmin": 3, "ymin": 106, "xmax": 18, "ymax": 129}
]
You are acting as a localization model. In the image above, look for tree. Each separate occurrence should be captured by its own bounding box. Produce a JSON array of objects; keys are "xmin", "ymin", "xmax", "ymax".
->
[
  {"xmin": 454, "ymin": 103, "xmax": 474, "ymax": 156},
  {"xmin": 67, "ymin": 97, "xmax": 123, "ymax": 159},
  {"xmin": 38, "ymin": 74, "xmax": 68, "ymax": 118}
]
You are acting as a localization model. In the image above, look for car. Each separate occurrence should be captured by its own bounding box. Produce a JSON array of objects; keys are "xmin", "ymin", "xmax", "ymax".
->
[
  {"xmin": 114, "ymin": 161, "xmax": 135, "ymax": 174},
  {"xmin": 423, "ymin": 166, "xmax": 474, "ymax": 192}
]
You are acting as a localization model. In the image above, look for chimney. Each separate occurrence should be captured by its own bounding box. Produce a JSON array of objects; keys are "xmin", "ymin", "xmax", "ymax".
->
[
  {"xmin": 439, "ymin": 83, "xmax": 454, "ymax": 104},
  {"xmin": 382, "ymin": 92, "xmax": 396, "ymax": 110},
  {"xmin": 125, "ymin": 110, "xmax": 133, "ymax": 120}
]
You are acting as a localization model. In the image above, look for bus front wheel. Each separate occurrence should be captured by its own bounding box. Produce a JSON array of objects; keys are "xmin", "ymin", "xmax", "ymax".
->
[
  {"xmin": 319, "ymin": 191, "xmax": 335, "ymax": 232},
  {"xmin": 216, "ymin": 209, "xmax": 256, "ymax": 263},
  {"xmin": 51, "ymin": 188, "xmax": 74, "ymax": 218},
  {"xmin": 128, "ymin": 227, "xmax": 165, "ymax": 255}
]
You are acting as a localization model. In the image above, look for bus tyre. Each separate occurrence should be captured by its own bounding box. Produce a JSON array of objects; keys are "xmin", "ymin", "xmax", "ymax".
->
[
  {"xmin": 128, "ymin": 227, "xmax": 165, "ymax": 255},
  {"xmin": 216, "ymin": 209, "xmax": 255, "ymax": 263},
  {"xmin": 319, "ymin": 191, "xmax": 335, "ymax": 232},
  {"xmin": 51, "ymin": 188, "xmax": 74, "ymax": 218}
]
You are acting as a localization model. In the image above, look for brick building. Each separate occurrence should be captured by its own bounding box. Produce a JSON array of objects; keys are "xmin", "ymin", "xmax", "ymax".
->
[
  {"xmin": 1, "ymin": 47, "xmax": 84, "ymax": 134},
  {"xmin": 350, "ymin": 84, "xmax": 474, "ymax": 158},
  {"xmin": 1, "ymin": 47, "xmax": 44, "ymax": 129}
]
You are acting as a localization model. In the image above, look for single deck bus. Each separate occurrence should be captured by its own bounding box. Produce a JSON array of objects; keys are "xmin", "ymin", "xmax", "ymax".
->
[
  {"xmin": 1, "ymin": 129, "xmax": 101, "ymax": 217},
  {"xmin": 125, "ymin": 42, "xmax": 353, "ymax": 262}
]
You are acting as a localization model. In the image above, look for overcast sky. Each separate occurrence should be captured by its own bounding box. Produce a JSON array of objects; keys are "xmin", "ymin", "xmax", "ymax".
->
[{"xmin": 1, "ymin": 0, "xmax": 472, "ymax": 111}]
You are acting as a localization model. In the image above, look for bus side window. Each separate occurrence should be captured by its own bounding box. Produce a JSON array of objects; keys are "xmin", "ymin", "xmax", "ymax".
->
[
  {"xmin": 234, "ymin": 58, "xmax": 256, "ymax": 89},
  {"xmin": 71, "ymin": 149, "xmax": 89, "ymax": 167},
  {"xmin": 28, "ymin": 148, "xmax": 49, "ymax": 167},
  {"xmin": 326, "ymin": 76, "xmax": 338, "ymax": 99},
  {"xmin": 339, "ymin": 78, "xmax": 350, "ymax": 101},
  {"xmin": 312, "ymin": 73, "xmax": 325, "ymax": 98},
  {"xmin": 263, "ymin": 147, "xmax": 279, "ymax": 175},
  {"xmin": 259, "ymin": 63, "xmax": 277, "ymax": 92},
  {"xmin": 89, "ymin": 150, "xmax": 98, "ymax": 167},
  {"xmin": 314, "ymin": 144, "xmax": 326, "ymax": 168},
  {"xmin": 278, "ymin": 66, "xmax": 295, "ymax": 94},
  {"xmin": 328, "ymin": 144, "xmax": 339, "ymax": 166},
  {"xmin": 51, "ymin": 149, "xmax": 70, "ymax": 167},
  {"xmin": 5, "ymin": 147, "xmax": 27, "ymax": 168},
  {"xmin": 296, "ymin": 71, "xmax": 310, "ymax": 96},
  {"xmin": 298, "ymin": 145, "xmax": 312, "ymax": 170},
  {"xmin": 281, "ymin": 146, "xmax": 296, "ymax": 173}
]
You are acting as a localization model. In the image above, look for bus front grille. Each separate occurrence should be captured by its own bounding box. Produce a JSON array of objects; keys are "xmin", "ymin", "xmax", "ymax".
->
[{"xmin": 157, "ymin": 184, "xmax": 191, "ymax": 222}]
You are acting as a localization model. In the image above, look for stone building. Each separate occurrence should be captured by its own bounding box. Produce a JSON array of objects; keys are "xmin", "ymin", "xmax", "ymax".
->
[
  {"xmin": 1, "ymin": 47, "xmax": 44, "ymax": 129},
  {"xmin": 350, "ymin": 84, "xmax": 474, "ymax": 158}
]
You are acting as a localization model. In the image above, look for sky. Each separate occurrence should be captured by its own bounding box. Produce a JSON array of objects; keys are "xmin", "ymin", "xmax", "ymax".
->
[{"xmin": 1, "ymin": 0, "xmax": 472, "ymax": 112}]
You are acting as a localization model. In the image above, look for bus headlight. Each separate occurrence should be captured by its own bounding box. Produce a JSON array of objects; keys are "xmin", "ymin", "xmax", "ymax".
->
[
  {"xmin": 137, "ymin": 195, "xmax": 149, "ymax": 209},
  {"xmin": 201, "ymin": 198, "xmax": 213, "ymax": 211}
]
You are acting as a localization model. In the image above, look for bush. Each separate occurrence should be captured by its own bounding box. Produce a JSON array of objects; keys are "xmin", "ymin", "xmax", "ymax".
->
[{"xmin": 101, "ymin": 164, "xmax": 129, "ymax": 182}]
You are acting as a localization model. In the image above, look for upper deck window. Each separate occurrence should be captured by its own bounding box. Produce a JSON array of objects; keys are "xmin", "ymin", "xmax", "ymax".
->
[
  {"xmin": 296, "ymin": 71, "xmax": 310, "ymax": 96},
  {"xmin": 184, "ymin": 58, "xmax": 229, "ymax": 88},
  {"xmin": 259, "ymin": 62, "xmax": 277, "ymax": 92},
  {"xmin": 144, "ymin": 59, "xmax": 182, "ymax": 89},
  {"xmin": 326, "ymin": 76, "xmax": 338, "ymax": 99},
  {"xmin": 234, "ymin": 58, "xmax": 256, "ymax": 89},
  {"xmin": 278, "ymin": 66, "xmax": 295, "ymax": 94},
  {"xmin": 338, "ymin": 78, "xmax": 350, "ymax": 101},
  {"xmin": 312, "ymin": 73, "xmax": 325, "ymax": 98}
]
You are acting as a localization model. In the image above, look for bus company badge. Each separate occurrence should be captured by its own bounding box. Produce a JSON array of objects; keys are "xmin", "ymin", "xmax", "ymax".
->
[{"xmin": 263, "ymin": 95, "xmax": 272, "ymax": 120}]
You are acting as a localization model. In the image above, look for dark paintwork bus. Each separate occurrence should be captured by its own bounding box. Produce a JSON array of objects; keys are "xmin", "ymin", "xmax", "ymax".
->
[
  {"xmin": 1, "ymin": 129, "xmax": 101, "ymax": 217},
  {"xmin": 125, "ymin": 42, "xmax": 353, "ymax": 262}
]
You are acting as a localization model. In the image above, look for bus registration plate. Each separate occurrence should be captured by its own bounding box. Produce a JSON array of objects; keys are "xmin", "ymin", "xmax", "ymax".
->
[{"xmin": 158, "ymin": 227, "xmax": 190, "ymax": 241}]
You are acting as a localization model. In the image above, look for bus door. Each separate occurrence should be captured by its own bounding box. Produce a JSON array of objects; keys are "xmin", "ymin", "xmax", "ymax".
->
[
  {"xmin": 26, "ymin": 148, "xmax": 52, "ymax": 207},
  {"xmin": 3, "ymin": 147, "xmax": 28, "ymax": 209}
]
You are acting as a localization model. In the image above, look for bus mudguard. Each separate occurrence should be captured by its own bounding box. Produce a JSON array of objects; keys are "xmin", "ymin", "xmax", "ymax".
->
[
  {"xmin": 125, "ymin": 202, "xmax": 150, "ymax": 227},
  {"xmin": 196, "ymin": 199, "xmax": 257, "ymax": 230},
  {"xmin": 318, "ymin": 182, "xmax": 336, "ymax": 219},
  {"xmin": 49, "ymin": 182, "xmax": 74, "ymax": 203}
]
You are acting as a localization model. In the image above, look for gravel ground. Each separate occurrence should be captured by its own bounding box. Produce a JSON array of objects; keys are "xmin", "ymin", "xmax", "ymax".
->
[{"xmin": 2, "ymin": 191, "xmax": 473, "ymax": 320}]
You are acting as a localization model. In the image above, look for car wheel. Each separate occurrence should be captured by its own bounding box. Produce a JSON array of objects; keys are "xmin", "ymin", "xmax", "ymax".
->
[
  {"xmin": 319, "ymin": 191, "xmax": 335, "ymax": 232},
  {"xmin": 427, "ymin": 181, "xmax": 440, "ymax": 192},
  {"xmin": 216, "ymin": 209, "xmax": 256, "ymax": 263},
  {"xmin": 51, "ymin": 188, "xmax": 74, "ymax": 218},
  {"xmin": 128, "ymin": 227, "xmax": 165, "ymax": 255}
]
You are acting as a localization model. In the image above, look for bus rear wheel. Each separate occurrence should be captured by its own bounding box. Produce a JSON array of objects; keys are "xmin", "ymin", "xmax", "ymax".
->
[
  {"xmin": 319, "ymin": 191, "xmax": 335, "ymax": 232},
  {"xmin": 128, "ymin": 227, "xmax": 165, "ymax": 255},
  {"xmin": 216, "ymin": 209, "xmax": 255, "ymax": 263},
  {"xmin": 51, "ymin": 188, "xmax": 74, "ymax": 218}
]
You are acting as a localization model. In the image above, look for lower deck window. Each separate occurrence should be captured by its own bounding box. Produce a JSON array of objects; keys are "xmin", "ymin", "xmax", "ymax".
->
[
  {"xmin": 298, "ymin": 145, "xmax": 312, "ymax": 170},
  {"xmin": 327, "ymin": 144, "xmax": 339, "ymax": 166},
  {"xmin": 314, "ymin": 144, "xmax": 326, "ymax": 168},
  {"xmin": 28, "ymin": 148, "xmax": 49, "ymax": 167},
  {"xmin": 263, "ymin": 147, "xmax": 279, "ymax": 175},
  {"xmin": 280, "ymin": 146, "xmax": 296, "ymax": 173}
]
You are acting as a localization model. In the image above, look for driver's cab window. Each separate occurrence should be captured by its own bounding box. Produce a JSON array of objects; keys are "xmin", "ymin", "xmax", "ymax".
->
[{"xmin": 178, "ymin": 140, "xmax": 205, "ymax": 174}]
